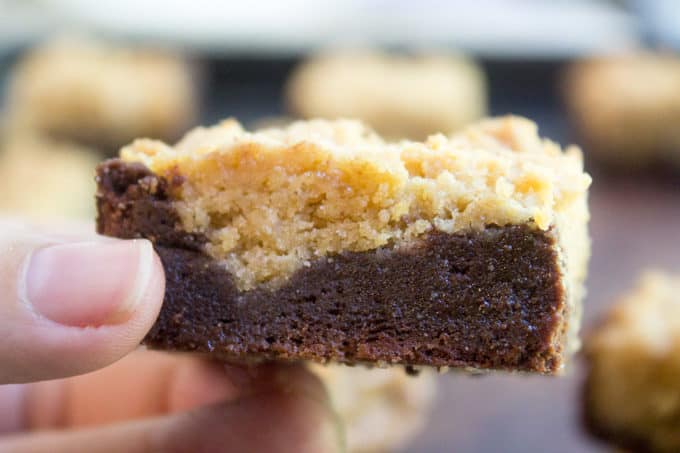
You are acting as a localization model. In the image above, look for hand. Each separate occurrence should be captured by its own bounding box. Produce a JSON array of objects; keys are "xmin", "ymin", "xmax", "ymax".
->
[{"xmin": 0, "ymin": 219, "xmax": 342, "ymax": 452}]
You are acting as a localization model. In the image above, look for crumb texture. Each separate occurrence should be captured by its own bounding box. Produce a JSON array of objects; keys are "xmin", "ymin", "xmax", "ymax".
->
[
  {"xmin": 121, "ymin": 116, "xmax": 590, "ymax": 290},
  {"xmin": 585, "ymin": 272, "xmax": 680, "ymax": 453}
]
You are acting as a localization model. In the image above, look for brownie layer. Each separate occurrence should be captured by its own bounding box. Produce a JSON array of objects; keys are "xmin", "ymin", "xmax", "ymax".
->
[{"xmin": 97, "ymin": 159, "xmax": 567, "ymax": 373}]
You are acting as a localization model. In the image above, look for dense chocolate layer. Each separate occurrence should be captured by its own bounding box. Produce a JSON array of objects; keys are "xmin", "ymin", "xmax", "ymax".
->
[
  {"xmin": 96, "ymin": 159, "xmax": 205, "ymax": 250},
  {"xmin": 97, "ymin": 159, "xmax": 567, "ymax": 373}
]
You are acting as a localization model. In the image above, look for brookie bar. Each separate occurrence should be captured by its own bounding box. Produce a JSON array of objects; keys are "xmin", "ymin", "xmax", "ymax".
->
[
  {"xmin": 584, "ymin": 272, "xmax": 680, "ymax": 452},
  {"xmin": 96, "ymin": 116, "xmax": 591, "ymax": 374}
]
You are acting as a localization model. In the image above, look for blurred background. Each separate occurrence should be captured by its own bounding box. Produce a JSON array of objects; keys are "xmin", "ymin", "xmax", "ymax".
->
[{"xmin": 0, "ymin": 0, "xmax": 679, "ymax": 452}]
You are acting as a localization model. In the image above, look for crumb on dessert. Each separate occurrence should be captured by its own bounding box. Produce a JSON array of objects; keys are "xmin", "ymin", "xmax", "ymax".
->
[{"xmin": 120, "ymin": 116, "xmax": 591, "ymax": 290}]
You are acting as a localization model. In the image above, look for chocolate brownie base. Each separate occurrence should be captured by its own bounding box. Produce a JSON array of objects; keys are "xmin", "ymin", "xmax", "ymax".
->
[{"xmin": 97, "ymin": 159, "xmax": 567, "ymax": 373}]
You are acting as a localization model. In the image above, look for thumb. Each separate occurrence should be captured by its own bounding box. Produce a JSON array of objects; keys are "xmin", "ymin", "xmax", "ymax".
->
[{"xmin": 0, "ymin": 220, "xmax": 165, "ymax": 384}]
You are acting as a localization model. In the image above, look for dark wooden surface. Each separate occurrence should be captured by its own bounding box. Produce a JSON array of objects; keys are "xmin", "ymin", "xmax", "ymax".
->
[{"xmin": 405, "ymin": 173, "xmax": 680, "ymax": 453}]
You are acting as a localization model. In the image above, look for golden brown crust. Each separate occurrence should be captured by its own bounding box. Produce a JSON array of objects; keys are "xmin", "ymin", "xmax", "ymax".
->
[
  {"xmin": 120, "ymin": 116, "xmax": 590, "ymax": 291},
  {"xmin": 96, "ymin": 159, "xmax": 573, "ymax": 373}
]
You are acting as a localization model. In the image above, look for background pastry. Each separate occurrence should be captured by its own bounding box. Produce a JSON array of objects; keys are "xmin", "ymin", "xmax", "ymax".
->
[
  {"xmin": 584, "ymin": 271, "xmax": 680, "ymax": 453},
  {"xmin": 0, "ymin": 132, "xmax": 98, "ymax": 220},
  {"xmin": 5, "ymin": 36, "xmax": 198, "ymax": 153},
  {"xmin": 310, "ymin": 364, "xmax": 436, "ymax": 453},
  {"xmin": 564, "ymin": 53, "xmax": 680, "ymax": 169},
  {"xmin": 286, "ymin": 51, "xmax": 486, "ymax": 140}
]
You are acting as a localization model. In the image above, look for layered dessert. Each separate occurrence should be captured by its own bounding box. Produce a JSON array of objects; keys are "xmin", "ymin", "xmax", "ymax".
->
[
  {"xmin": 584, "ymin": 271, "xmax": 680, "ymax": 452},
  {"xmin": 5, "ymin": 37, "xmax": 197, "ymax": 152},
  {"xmin": 286, "ymin": 51, "xmax": 486, "ymax": 140},
  {"xmin": 96, "ymin": 116, "xmax": 591, "ymax": 374}
]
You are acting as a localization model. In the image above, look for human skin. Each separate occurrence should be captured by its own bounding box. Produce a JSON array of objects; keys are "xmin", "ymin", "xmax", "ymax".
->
[{"xmin": 0, "ymin": 219, "xmax": 343, "ymax": 453}]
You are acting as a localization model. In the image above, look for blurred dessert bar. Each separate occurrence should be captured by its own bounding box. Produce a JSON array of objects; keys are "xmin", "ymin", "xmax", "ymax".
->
[
  {"xmin": 584, "ymin": 271, "xmax": 680, "ymax": 453},
  {"xmin": 0, "ymin": 132, "xmax": 98, "ymax": 220},
  {"xmin": 285, "ymin": 51, "xmax": 486, "ymax": 140},
  {"xmin": 310, "ymin": 364, "xmax": 436, "ymax": 453},
  {"xmin": 564, "ymin": 53, "xmax": 680, "ymax": 169},
  {"xmin": 96, "ymin": 116, "xmax": 591, "ymax": 374},
  {"xmin": 5, "ymin": 37, "xmax": 197, "ymax": 153}
]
